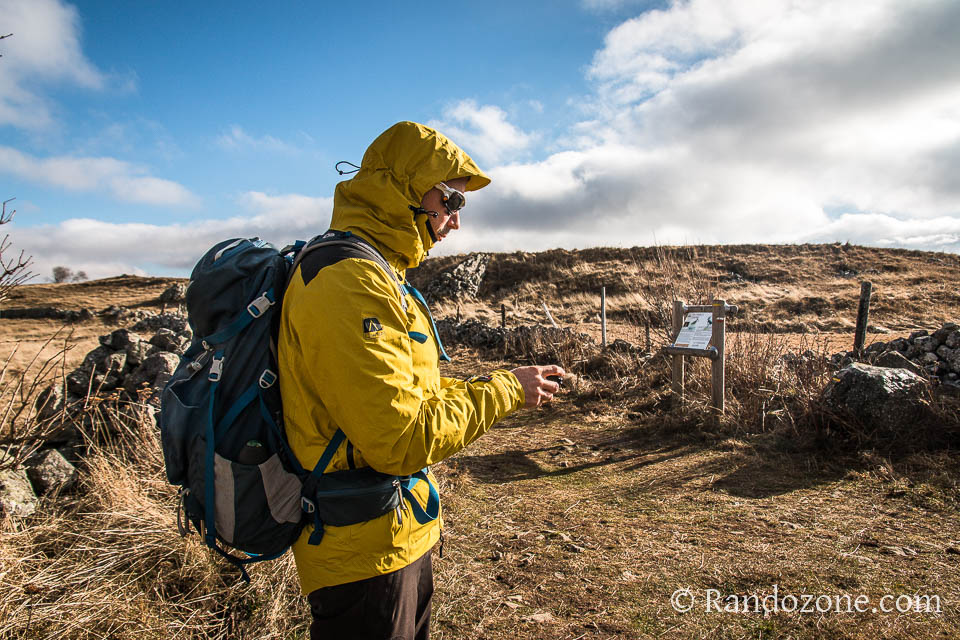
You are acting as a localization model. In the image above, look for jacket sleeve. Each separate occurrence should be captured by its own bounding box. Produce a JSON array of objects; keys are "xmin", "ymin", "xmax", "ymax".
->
[{"xmin": 294, "ymin": 258, "xmax": 524, "ymax": 476}]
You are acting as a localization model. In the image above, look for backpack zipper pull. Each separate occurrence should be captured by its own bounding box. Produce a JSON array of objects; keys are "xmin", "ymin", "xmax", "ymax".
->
[{"xmin": 394, "ymin": 480, "xmax": 404, "ymax": 526}]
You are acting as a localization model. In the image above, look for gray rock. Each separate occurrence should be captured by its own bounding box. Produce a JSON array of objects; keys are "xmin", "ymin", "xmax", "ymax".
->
[
  {"xmin": 914, "ymin": 336, "xmax": 937, "ymax": 352},
  {"xmin": 150, "ymin": 328, "xmax": 186, "ymax": 354},
  {"xmin": 946, "ymin": 331, "xmax": 960, "ymax": 350},
  {"xmin": 886, "ymin": 337, "xmax": 909, "ymax": 353},
  {"xmin": 26, "ymin": 449, "xmax": 79, "ymax": 495},
  {"xmin": 909, "ymin": 329, "xmax": 929, "ymax": 341},
  {"xmin": 124, "ymin": 339, "xmax": 152, "ymax": 367},
  {"xmin": 91, "ymin": 371, "xmax": 122, "ymax": 393},
  {"xmin": 99, "ymin": 328, "xmax": 142, "ymax": 351},
  {"xmin": 104, "ymin": 351, "xmax": 126, "ymax": 374},
  {"xmin": 99, "ymin": 305, "xmax": 130, "ymax": 325},
  {"xmin": 159, "ymin": 283, "xmax": 187, "ymax": 309},
  {"xmin": 608, "ymin": 338, "xmax": 640, "ymax": 353},
  {"xmin": 937, "ymin": 345, "xmax": 955, "ymax": 361},
  {"xmin": 423, "ymin": 253, "xmax": 491, "ymax": 301},
  {"xmin": 0, "ymin": 468, "xmax": 37, "ymax": 517},
  {"xmin": 124, "ymin": 352, "xmax": 181, "ymax": 396},
  {"xmin": 933, "ymin": 323, "xmax": 959, "ymax": 345},
  {"xmin": 132, "ymin": 313, "xmax": 188, "ymax": 333},
  {"xmin": 920, "ymin": 352, "xmax": 940, "ymax": 365},
  {"xmin": 875, "ymin": 350, "xmax": 926, "ymax": 377},
  {"xmin": 822, "ymin": 363, "xmax": 927, "ymax": 430},
  {"xmin": 66, "ymin": 368, "xmax": 95, "ymax": 396},
  {"xmin": 865, "ymin": 341, "xmax": 886, "ymax": 355},
  {"xmin": 79, "ymin": 345, "xmax": 114, "ymax": 374},
  {"xmin": 946, "ymin": 350, "xmax": 960, "ymax": 374},
  {"xmin": 35, "ymin": 383, "xmax": 66, "ymax": 422}
]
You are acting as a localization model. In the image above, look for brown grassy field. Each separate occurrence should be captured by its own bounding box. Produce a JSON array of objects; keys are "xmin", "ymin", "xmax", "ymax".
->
[{"xmin": 1, "ymin": 244, "xmax": 958, "ymax": 639}]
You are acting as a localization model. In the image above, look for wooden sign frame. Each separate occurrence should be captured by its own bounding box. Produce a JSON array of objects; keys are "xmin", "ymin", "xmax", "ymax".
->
[{"xmin": 664, "ymin": 299, "xmax": 738, "ymax": 413}]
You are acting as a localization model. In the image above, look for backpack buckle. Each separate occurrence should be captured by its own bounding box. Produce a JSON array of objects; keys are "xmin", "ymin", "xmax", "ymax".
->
[
  {"xmin": 247, "ymin": 293, "xmax": 274, "ymax": 318},
  {"xmin": 259, "ymin": 369, "xmax": 277, "ymax": 388},
  {"xmin": 209, "ymin": 356, "xmax": 224, "ymax": 382},
  {"xmin": 301, "ymin": 497, "xmax": 316, "ymax": 514}
]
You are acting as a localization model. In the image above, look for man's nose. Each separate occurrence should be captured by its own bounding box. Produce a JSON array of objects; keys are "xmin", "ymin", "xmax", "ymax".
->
[{"xmin": 448, "ymin": 212, "xmax": 460, "ymax": 229}]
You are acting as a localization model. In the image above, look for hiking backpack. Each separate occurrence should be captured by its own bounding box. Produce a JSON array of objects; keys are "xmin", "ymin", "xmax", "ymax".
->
[{"xmin": 159, "ymin": 231, "xmax": 439, "ymax": 581}]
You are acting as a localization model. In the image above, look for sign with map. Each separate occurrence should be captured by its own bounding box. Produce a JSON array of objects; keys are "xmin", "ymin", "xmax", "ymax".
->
[{"xmin": 673, "ymin": 312, "xmax": 713, "ymax": 350}]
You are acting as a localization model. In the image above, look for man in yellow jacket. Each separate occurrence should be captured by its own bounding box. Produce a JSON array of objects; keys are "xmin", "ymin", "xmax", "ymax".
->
[{"xmin": 278, "ymin": 121, "xmax": 564, "ymax": 639}]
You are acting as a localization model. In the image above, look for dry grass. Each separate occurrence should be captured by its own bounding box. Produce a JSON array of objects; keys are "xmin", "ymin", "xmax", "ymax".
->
[
  {"xmin": 0, "ymin": 393, "xmax": 307, "ymax": 639},
  {"xmin": 0, "ymin": 328, "xmax": 74, "ymax": 470}
]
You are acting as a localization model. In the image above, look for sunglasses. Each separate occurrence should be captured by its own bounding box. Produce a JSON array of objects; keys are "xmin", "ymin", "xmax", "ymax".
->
[{"xmin": 435, "ymin": 182, "xmax": 466, "ymax": 214}]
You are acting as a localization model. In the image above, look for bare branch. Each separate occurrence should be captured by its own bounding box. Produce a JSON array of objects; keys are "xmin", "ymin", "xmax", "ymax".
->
[{"xmin": 1, "ymin": 198, "xmax": 15, "ymax": 225}]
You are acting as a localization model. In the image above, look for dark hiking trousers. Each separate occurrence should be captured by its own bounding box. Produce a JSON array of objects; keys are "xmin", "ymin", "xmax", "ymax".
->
[{"xmin": 307, "ymin": 550, "xmax": 433, "ymax": 640}]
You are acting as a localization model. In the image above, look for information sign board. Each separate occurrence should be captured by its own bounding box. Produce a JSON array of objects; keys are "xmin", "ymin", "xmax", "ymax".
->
[{"xmin": 673, "ymin": 312, "xmax": 713, "ymax": 350}]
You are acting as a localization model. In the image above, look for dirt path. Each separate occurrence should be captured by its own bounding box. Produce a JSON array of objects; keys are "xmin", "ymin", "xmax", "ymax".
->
[{"xmin": 432, "ymin": 353, "xmax": 960, "ymax": 639}]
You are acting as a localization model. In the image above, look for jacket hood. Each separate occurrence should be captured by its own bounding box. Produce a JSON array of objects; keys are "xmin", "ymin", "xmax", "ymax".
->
[{"xmin": 331, "ymin": 121, "xmax": 491, "ymax": 270}]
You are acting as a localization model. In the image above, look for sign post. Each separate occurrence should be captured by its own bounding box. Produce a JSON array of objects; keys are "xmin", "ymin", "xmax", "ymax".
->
[{"xmin": 665, "ymin": 299, "xmax": 737, "ymax": 413}]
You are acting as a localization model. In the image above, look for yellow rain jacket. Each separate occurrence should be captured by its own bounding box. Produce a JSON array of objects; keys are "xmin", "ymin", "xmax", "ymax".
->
[{"xmin": 278, "ymin": 121, "xmax": 525, "ymax": 595}]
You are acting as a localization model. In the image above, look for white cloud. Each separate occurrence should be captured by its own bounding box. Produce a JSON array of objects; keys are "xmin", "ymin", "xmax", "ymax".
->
[
  {"xmin": 17, "ymin": 191, "xmax": 333, "ymax": 280},
  {"xmin": 0, "ymin": 145, "xmax": 198, "ymax": 206},
  {"xmin": 453, "ymin": 0, "xmax": 960, "ymax": 255},
  {"xmin": 0, "ymin": 0, "xmax": 108, "ymax": 129},
  {"xmin": 428, "ymin": 100, "xmax": 535, "ymax": 166},
  {"xmin": 216, "ymin": 125, "xmax": 299, "ymax": 153}
]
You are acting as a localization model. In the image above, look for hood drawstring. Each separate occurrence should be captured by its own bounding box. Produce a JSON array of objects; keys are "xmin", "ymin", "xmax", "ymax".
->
[{"xmin": 410, "ymin": 205, "xmax": 439, "ymax": 251}]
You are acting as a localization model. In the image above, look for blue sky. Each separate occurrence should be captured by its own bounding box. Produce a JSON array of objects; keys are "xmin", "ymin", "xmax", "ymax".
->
[{"xmin": 2, "ymin": 0, "xmax": 959, "ymax": 280}]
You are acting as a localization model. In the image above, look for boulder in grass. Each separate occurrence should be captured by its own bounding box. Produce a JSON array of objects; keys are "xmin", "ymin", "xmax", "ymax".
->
[
  {"xmin": 875, "ymin": 350, "xmax": 926, "ymax": 378},
  {"xmin": 0, "ymin": 468, "xmax": 37, "ymax": 517},
  {"xmin": 26, "ymin": 449, "xmax": 79, "ymax": 495},
  {"xmin": 822, "ymin": 363, "xmax": 927, "ymax": 431}
]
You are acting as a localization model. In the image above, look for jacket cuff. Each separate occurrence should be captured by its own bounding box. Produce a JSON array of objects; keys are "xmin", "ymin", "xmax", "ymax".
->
[{"xmin": 489, "ymin": 369, "xmax": 525, "ymax": 415}]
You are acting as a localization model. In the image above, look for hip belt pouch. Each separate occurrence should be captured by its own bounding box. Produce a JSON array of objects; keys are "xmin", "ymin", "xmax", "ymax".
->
[{"xmin": 304, "ymin": 467, "xmax": 401, "ymax": 527}]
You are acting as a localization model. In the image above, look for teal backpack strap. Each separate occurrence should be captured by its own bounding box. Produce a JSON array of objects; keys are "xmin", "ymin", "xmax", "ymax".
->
[
  {"xmin": 301, "ymin": 428, "xmax": 347, "ymax": 545},
  {"xmin": 286, "ymin": 231, "xmax": 408, "ymax": 313},
  {"xmin": 400, "ymin": 469, "xmax": 440, "ymax": 524},
  {"xmin": 402, "ymin": 284, "xmax": 451, "ymax": 362}
]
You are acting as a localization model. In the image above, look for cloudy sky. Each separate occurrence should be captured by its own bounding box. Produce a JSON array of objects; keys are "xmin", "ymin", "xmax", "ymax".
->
[{"xmin": 2, "ymin": 0, "xmax": 958, "ymax": 280}]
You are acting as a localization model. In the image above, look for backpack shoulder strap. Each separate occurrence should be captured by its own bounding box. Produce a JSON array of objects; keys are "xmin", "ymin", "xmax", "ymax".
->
[{"xmin": 287, "ymin": 231, "xmax": 408, "ymax": 312}]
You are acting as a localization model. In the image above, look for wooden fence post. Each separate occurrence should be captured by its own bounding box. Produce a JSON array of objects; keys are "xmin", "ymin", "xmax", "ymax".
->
[
  {"xmin": 500, "ymin": 303, "xmax": 505, "ymax": 329},
  {"xmin": 854, "ymin": 281, "xmax": 872, "ymax": 356},
  {"xmin": 601, "ymin": 286, "xmax": 607, "ymax": 348},
  {"xmin": 671, "ymin": 300, "xmax": 684, "ymax": 408},
  {"xmin": 711, "ymin": 300, "xmax": 726, "ymax": 414}
]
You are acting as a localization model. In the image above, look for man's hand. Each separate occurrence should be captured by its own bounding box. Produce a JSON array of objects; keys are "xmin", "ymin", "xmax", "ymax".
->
[{"xmin": 510, "ymin": 365, "xmax": 566, "ymax": 408}]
